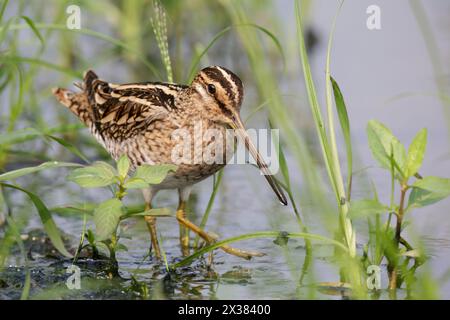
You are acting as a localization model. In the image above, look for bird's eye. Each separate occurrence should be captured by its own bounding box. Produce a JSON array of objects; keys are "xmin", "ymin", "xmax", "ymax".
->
[{"xmin": 207, "ymin": 84, "xmax": 216, "ymax": 94}]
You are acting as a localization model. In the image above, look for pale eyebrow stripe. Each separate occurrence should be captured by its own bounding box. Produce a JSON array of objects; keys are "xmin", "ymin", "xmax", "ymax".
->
[
  {"xmin": 215, "ymin": 66, "xmax": 239, "ymax": 105},
  {"xmin": 200, "ymin": 70, "xmax": 234, "ymax": 107}
]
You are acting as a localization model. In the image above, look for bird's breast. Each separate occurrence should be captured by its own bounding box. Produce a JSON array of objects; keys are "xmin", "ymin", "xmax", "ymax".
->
[{"xmin": 118, "ymin": 118, "xmax": 235, "ymax": 189}]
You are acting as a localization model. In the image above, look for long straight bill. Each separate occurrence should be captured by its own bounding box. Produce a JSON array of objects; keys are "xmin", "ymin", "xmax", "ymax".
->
[{"xmin": 231, "ymin": 114, "xmax": 288, "ymax": 205}]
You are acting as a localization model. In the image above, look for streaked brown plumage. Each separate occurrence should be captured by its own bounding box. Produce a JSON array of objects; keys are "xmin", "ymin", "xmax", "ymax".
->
[{"xmin": 53, "ymin": 66, "xmax": 287, "ymax": 259}]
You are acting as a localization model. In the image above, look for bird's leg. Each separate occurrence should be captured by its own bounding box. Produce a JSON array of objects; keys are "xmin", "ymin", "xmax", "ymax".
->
[
  {"xmin": 177, "ymin": 187, "xmax": 263, "ymax": 260},
  {"xmin": 144, "ymin": 208, "xmax": 161, "ymax": 259},
  {"xmin": 175, "ymin": 212, "xmax": 264, "ymax": 259},
  {"xmin": 142, "ymin": 188, "xmax": 161, "ymax": 259},
  {"xmin": 177, "ymin": 200, "xmax": 190, "ymax": 256}
]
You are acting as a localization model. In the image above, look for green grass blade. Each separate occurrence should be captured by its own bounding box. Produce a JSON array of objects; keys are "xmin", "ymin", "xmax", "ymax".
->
[
  {"xmin": 20, "ymin": 16, "xmax": 44, "ymax": 47},
  {"xmin": 0, "ymin": 183, "xmax": 73, "ymax": 258},
  {"xmin": 294, "ymin": 0, "xmax": 337, "ymax": 197},
  {"xmin": 240, "ymin": 23, "xmax": 285, "ymax": 69},
  {"xmin": 194, "ymin": 169, "xmax": 223, "ymax": 248},
  {"xmin": 409, "ymin": 0, "xmax": 450, "ymax": 134},
  {"xmin": 150, "ymin": 0, "xmax": 173, "ymax": 82},
  {"xmin": 186, "ymin": 23, "xmax": 285, "ymax": 83},
  {"xmin": 5, "ymin": 216, "xmax": 30, "ymax": 300},
  {"xmin": 331, "ymin": 76, "xmax": 352, "ymax": 198},
  {"xmin": 186, "ymin": 26, "xmax": 232, "ymax": 83},
  {"xmin": 296, "ymin": 0, "xmax": 356, "ymax": 258},
  {"xmin": 0, "ymin": 125, "xmax": 84, "ymax": 145},
  {"xmin": 324, "ymin": 0, "xmax": 346, "ymax": 202},
  {"xmin": 4, "ymin": 23, "xmax": 161, "ymax": 79},
  {"xmin": 0, "ymin": 0, "xmax": 8, "ymax": 24},
  {"xmin": 1, "ymin": 55, "xmax": 82, "ymax": 78},
  {"xmin": 0, "ymin": 161, "xmax": 82, "ymax": 181},
  {"xmin": 171, "ymin": 231, "xmax": 348, "ymax": 269},
  {"xmin": 45, "ymin": 135, "xmax": 90, "ymax": 164}
]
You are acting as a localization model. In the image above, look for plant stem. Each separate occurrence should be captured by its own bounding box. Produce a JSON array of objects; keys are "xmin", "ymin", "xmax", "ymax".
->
[
  {"xmin": 108, "ymin": 182, "xmax": 125, "ymax": 277},
  {"xmin": 389, "ymin": 183, "xmax": 408, "ymax": 290},
  {"xmin": 107, "ymin": 232, "xmax": 119, "ymax": 278}
]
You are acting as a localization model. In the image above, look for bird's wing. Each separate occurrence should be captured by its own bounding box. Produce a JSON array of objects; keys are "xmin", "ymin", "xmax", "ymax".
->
[{"xmin": 83, "ymin": 70, "xmax": 186, "ymax": 141}]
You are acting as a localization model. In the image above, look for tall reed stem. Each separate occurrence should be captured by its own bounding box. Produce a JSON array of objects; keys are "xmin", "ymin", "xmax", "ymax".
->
[{"xmin": 389, "ymin": 183, "xmax": 407, "ymax": 290}]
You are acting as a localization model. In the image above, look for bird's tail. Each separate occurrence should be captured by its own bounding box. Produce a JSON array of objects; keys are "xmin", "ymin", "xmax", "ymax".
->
[{"xmin": 52, "ymin": 70, "xmax": 99, "ymax": 126}]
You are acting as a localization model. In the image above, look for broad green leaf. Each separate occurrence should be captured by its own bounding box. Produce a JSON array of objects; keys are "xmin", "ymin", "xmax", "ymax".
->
[
  {"xmin": 412, "ymin": 176, "xmax": 450, "ymax": 192},
  {"xmin": 331, "ymin": 76, "xmax": 352, "ymax": 195},
  {"xmin": 123, "ymin": 207, "xmax": 173, "ymax": 218},
  {"xmin": 0, "ymin": 161, "xmax": 81, "ymax": 181},
  {"xmin": 348, "ymin": 199, "xmax": 388, "ymax": 219},
  {"xmin": 404, "ymin": 128, "xmax": 427, "ymax": 178},
  {"xmin": 133, "ymin": 164, "xmax": 177, "ymax": 185},
  {"xmin": 117, "ymin": 155, "xmax": 130, "ymax": 179},
  {"xmin": 408, "ymin": 176, "xmax": 450, "ymax": 209},
  {"xmin": 67, "ymin": 161, "xmax": 117, "ymax": 188},
  {"xmin": 123, "ymin": 177, "xmax": 148, "ymax": 189},
  {"xmin": 0, "ymin": 183, "xmax": 72, "ymax": 257},
  {"xmin": 367, "ymin": 120, "xmax": 406, "ymax": 176},
  {"xmin": 95, "ymin": 241, "xmax": 110, "ymax": 255},
  {"xmin": 407, "ymin": 188, "xmax": 449, "ymax": 209},
  {"xmin": 93, "ymin": 199, "xmax": 123, "ymax": 241}
]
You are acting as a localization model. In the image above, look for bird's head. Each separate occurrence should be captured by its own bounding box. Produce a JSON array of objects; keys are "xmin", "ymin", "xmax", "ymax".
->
[
  {"xmin": 191, "ymin": 66, "xmax": 287, "ymax": 206},
  {"xmin": 191, "ymin": 65, "xmax": 243, "ymax": 117}
]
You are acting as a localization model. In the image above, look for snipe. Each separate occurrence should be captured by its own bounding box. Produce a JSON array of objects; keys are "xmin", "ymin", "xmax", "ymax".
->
[{"xmin": 53, "ymin": 66, "xmax": 287, "ymax": 260}]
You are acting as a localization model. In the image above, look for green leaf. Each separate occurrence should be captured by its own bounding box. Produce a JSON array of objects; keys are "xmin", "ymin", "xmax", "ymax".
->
[
  {"xmin": 95, "ymin": 241, "xmax": 110, "ymax": 255},
  {"xmin": 87, "ymin": 229, "xmax": 95, "ymax": 245},
  {"xmin": 348, "ymin": 199, "xmax": 389, "ymax": 219},
  {"xmin": 93, "ymin": 199, "xmax": 123, "ymax": 241},
  {"xmin": 408, "ymin": 188, "xmax": 448, "ymax": 209},
  {"xmin": 367, "ymin": 120, "xmax": 406, "ymax": 176},
  {"xmin": 116, "ymin": 243, "xmax": 128, "ymax": 252},
  {"xmin": 408, "ymin": 176, "xmax": 450, "ymax": 209},
  {"xmin": 0, "ymin": 127, "xmax": 41, "ymax": 145},
  {"xmin": 331, "ymin": 77, "xmax": 352, "ymax": 196},
  {"xmin": 0, "ymin": 161, "xmax": 81, "ymax": 181},
  {"xmin": 133, "ymin": 164, "xmax": 177, "ymax": 185},
  {"xmin": 413, "ymin": 176, "xmax": 450, "ymax": 192},
  {"xmin": 404, "ymin": 128, "xmax": 427, "ymax": 178},
  {"xmin": 122, "ymin": 177, "xmax": 148, "ymax": 189},
  {"xmin": 123, "ymin": 207, "xmax": 173, "ymax": 218},
  {"xmin": 117, "ymin": 155, "xmax": 130, "ymax": 179},
  {"xmin": 67, "ymin": 162, "xmax": 117, "ymax": 188},
  {"xmin": 50, "ymin": 203, "xmax": 96, "ymax": 217},
  {"xmin": 0, "ymin": 183, "xmax": 72, "ymax": 257},
  {"xmin": 0, "ymin": 125, "xmax": 83, "ymax": 146}
]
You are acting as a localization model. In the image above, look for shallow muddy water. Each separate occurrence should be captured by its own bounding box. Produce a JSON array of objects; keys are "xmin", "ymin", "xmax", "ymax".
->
[{"xmin": 1, "ymin": 0, "xmax": 450, "ymax": 299}]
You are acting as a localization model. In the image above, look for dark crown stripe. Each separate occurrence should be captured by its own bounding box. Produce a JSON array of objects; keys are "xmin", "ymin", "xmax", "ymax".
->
[{"xmin": 202, "ymin": 67, "xmax": 236, "ymax": 104}]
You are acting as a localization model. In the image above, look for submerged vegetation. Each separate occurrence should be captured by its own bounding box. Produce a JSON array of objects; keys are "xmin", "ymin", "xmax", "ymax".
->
[{"xmin": 1, "ymin": 0, "xmax": 450, "ymax": 299}]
